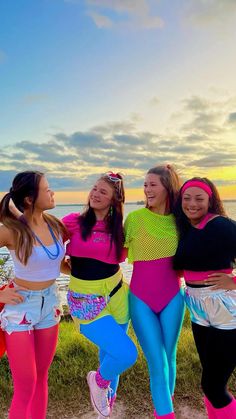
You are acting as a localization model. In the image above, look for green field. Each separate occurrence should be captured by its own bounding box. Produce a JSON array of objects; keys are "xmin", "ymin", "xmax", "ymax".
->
[{"xmin": 0, "ymin": 313, "xmax": 235, "ymax": 418}]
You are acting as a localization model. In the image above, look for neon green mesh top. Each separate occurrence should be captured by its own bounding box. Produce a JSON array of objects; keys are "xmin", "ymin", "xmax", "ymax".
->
[{"xmin": 124, "ymin": 208, "xmax": 178, "ymax": 264}]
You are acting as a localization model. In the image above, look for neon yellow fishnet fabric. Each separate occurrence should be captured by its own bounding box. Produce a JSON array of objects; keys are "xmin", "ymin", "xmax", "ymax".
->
[{"xmin": 124, "ymin": 208, "xmax": 178, "ymax": 263}]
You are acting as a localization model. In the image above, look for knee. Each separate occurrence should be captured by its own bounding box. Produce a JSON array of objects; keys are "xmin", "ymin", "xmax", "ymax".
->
[
  {"xmin": 128, "ymin": 341, "xmax": 138, "ymax": 367},
  {"xmin": 35, "ymin": 368, "xmax": 49, "ymax": 381},
  {"xmin": 149, "ymin": 364, "xmax": 169, "ymax": 387},
  {"xmin": 120, "ymin": 341, "xmax": 138, "ymax": 370},
  {"xmin": 146, "ymin": 353, "xmax": 169, "ymax": 385},
  {"xmin": 13, "ymin": 375, "xmax": 37, "ymax": 400},
  {"xmin": 201, "ymin": 374, "xmax": 211, "ymax": 397},
  {"xmin": 166, "ymin": 351, "xmax": 177, "ymax": 366}
]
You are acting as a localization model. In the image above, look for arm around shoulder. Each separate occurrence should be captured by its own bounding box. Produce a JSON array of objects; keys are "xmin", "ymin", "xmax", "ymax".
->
[
  {"xmin": 61, "ymin": 212, "xmax": 80, "ymax": 233},
  {"xmin": 0, "ymin": 225, "xmax": 13, "ymax": 249},
  {"xmin": 60, "ymin": 257, "xmax": 71, "ymax": 275}
]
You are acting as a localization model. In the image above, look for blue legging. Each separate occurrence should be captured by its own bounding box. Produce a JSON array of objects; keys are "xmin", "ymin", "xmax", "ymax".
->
[
  {"xmin": 129, "ymin": 290, "xmax": 185, "ymax": 416},
  {"xmin": 80, "ymin": 316, "xmax": 137, "ymax": 395}
]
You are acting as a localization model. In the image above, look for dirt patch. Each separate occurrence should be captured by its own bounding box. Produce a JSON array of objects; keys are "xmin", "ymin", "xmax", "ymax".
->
[
  {"xmin": 79, "ymin": 400, "xmax": 128, "ymax": 418},
  {"xmin": 1, "ymin": 399, "xmax": 207, "ymax": 419},
  {"xmin": 176, "ymin": 403, "xmax": 207, "ymax": 419},
  {"xmin": 45, "ymin": 401, "xmax": 207, "ymax": 418}
]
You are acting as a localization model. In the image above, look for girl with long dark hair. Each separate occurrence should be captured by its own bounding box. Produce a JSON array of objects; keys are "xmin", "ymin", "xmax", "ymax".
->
[
  {"xmin": 0, "ymin": 171, "xmax": 67, "ymax": 419},
  {"xmin": 173, "ymin": 177, "xmax": 236, "ymax": 418},
  {"xmin": 62, "ymin": 172, "xmax": 137, "ymax": 419}
]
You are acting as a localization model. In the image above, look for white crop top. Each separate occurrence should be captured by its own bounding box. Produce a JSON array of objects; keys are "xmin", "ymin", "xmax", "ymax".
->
[{"xmin": 9, "ymin": 238, "xmax": 65, "ymax": 282}]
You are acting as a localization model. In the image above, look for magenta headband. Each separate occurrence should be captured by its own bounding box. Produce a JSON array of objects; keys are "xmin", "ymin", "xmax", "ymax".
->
[{"xmin": 181, "ymin": 180, "xmax": 213, "ymax": 197}]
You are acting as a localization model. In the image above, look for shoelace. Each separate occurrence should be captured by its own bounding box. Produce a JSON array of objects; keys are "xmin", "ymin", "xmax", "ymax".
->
[
  {"xmin": 97, "ymin": 388, "xmax": 114, "ymax": 419},
  {"xmin": 107, "ymin": 387, "xmax": 113, "ymax": 405},
  {"xmin": 99, "ymin": 387, "xmax": 109, "ymax": 409}
]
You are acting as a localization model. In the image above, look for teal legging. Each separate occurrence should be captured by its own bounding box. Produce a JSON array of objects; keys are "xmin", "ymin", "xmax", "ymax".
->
[
  {"xmin": 80, "ymin": 316, "xmax": 137, "ymax": 395},
  {"xmin": 129, "ymin": 290, "xmax": 185, "ymax": 416}
]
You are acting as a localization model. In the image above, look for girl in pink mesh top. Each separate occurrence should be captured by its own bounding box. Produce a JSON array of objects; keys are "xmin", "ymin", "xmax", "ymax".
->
[{"xmin": 124, "ymin": 165, "xmax": 185, "ymax": 419}]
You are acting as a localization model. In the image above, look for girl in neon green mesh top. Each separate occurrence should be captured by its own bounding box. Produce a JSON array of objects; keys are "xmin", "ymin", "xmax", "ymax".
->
[{"xmin": 124, "ymin": 164, "xmax": 185, "ymax": 419}]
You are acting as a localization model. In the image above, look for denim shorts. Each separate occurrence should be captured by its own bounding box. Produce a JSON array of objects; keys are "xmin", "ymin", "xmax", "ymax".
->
[
  {"xmin": 185, "ymin": 285, "xmax": 236, "ymax": 330},
  {"xmin": 0, "ymin": 283, "xmax": 61, "ymax": 334}
]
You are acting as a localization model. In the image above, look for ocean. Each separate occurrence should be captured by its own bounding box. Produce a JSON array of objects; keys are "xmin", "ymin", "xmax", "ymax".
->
[
  {"xmin": 1, "ymin": 202, "xmax": 236, "ymax": 305},
  {"xmin": 49, "ymin": 201, "xmax": 236, "ymax": 221}
]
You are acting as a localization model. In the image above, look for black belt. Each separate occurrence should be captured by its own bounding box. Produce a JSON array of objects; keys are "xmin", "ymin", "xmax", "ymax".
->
[
  {"xmin": 186, "ymin": 282, "xmax": 212, "ymax": 288},
  {"xmin": 109, "ymin": 278, "xmax": 123, "ymax": 298},
  {"xmin": 70, "ymin": 257, "xmax": 119, "ymax": 280}
]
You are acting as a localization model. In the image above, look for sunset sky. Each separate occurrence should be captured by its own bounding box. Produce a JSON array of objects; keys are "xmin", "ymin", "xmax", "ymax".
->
[{"xmin": 0, "ymin": 0, "xmax": 236, "ymax": 203}]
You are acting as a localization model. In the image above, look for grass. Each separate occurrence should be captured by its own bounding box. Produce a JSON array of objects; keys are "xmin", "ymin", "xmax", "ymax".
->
[{"xmin": 0, "ymin": 312, "xmax": 235, "ymax": 418}]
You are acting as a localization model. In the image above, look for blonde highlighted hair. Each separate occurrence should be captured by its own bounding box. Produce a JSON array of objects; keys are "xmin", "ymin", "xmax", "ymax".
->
[{"xmin": 146, "ymin": 164, "xmax": 181, "ymax": 212}]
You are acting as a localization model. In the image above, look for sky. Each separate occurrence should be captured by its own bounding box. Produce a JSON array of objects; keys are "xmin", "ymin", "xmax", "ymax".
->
[{"xmin": 0, "ymin": 0, "xmax": 236, "ymax": 203}]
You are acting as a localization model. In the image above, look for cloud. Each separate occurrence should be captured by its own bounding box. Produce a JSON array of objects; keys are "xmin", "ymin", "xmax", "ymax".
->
[
  {"xmin": 0, "ymin": 171, "xmax": 21, "ymax": 191},
  {"xmin": 66, "ymin": 0, "xmax": 164, "ymax": 30},
  {"xmin": 1, "ymin": 93, "xmax": 236, "ymax": 191},
  {"xmin": 91, "ymin": 120, "xmax": 137, "ymax": 135},
  {"xmin": 183, "ymin": 96, "xmax": 209, "ymax": 112},
  {"xmin": 149, "ymin": 96, "xmax": 160, "ymax": 107},
  {"xmin": 87, "ymin": 0, "xmax": 150, "ymax": 14},
  {"xmin": 21, "ymin": 94, "xmax": 49, "ymax": 106},
  {"xmin": 65, "ymin": 132, "xmax": 105, "ymax": 147},
  {"xmin": 15, "ymin": 140, "xmax": 76, "ymax": 163},
  {"xmin": 189, "ymin": 153, "xmax": 236, "ymax": 168},
  {"xmin": 228, "ymin": 112, "xmax": 236, "ymax": 124},
  {"xmin": 113, "ymin": 134, "xmax": 145, "ymax": 145},
  {"xmin": 184, "ymin": 0, "xmax": 236, "ymax": 26},
  {"xmin": 86, "ymin": 10, "xmax": 113, "ymax": 28},
  {"xmin": 181, "ymin": 95, "xmax": 231, "ymax": 135}
]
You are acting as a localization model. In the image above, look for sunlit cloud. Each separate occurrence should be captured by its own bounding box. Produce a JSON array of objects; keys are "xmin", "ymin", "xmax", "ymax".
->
[{"xmin": 0, "ymin": 93, "xmax": 236, "ymax": 193}]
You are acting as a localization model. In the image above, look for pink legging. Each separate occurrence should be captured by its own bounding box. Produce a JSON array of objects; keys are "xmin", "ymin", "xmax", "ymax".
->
[{"xmin": 5, "ymin": 324, "xmax": 58, "ymax": 419}]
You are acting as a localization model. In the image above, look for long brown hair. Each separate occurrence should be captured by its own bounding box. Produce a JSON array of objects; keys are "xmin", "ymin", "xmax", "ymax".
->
[
  {"xmin": 79, "ymin": 172, "xmax": 125, "ymax": 260},
  {"xmin": 174, "ymin": 177, "xmax": 226, "ymax": 238},
  {"xmin": 146, "ymin": 164, "xmax": 181, "ymax": 213},
  {"xmin": 0, "ymin": 171, "xmax": 68, "ymax": 264}
]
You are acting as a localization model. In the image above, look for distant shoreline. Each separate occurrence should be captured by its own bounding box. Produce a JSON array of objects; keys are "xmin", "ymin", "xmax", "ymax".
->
[
  {"xmin": 56, "ymin": 200, "xmax": 236, "ymax": 206},
  {"xmin": 55, "ymin": 202, "xmax": 145, "ymax": 206}
]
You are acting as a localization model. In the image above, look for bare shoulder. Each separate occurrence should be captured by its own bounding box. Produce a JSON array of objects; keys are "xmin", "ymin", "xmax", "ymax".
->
[{"xmin": 0, "ymin": 225, "xmax": 14, "ymax": 248}]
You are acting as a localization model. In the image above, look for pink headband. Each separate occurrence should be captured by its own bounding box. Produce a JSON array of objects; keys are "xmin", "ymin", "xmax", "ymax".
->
[{"xmin": 181, "ymin": 180, "xmax": 213, "ymax": 197}]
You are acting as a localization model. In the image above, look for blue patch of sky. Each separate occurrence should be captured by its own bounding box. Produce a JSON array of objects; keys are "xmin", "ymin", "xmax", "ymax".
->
[{"xmin": 0, "ymin": 0, "xmax": 189, "ymax": 145}]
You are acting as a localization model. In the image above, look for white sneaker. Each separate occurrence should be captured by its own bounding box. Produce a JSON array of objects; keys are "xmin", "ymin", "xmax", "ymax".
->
[
  {"xmin": 87, "ymin": 371, "xmax": 111, "ymax": 418},
  {"xmin": 97, "ymin": 388, "xmax": 115, "ymax": 418}
]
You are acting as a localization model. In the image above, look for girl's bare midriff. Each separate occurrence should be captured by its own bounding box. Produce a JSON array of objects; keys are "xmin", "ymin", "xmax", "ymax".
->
[{"xmin": 14, "ymin": 277, "xmax": 55, "ymax": 290}]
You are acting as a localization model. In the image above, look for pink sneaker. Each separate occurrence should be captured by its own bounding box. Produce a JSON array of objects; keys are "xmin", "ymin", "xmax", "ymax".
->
[{"xmin": 87, "ymin": 371, "xmax": 111, "ymax": 418}]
